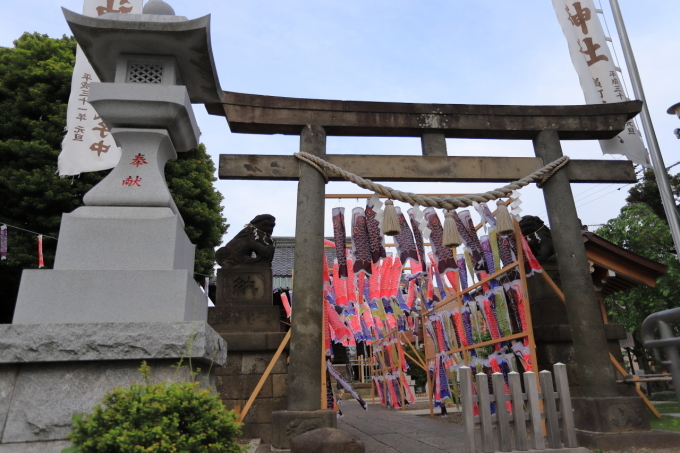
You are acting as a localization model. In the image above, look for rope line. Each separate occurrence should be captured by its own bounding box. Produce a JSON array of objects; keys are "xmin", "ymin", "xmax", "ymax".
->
[{"xmin": 293, "ymin": 152, "xmax": 570, "ymax": 210}]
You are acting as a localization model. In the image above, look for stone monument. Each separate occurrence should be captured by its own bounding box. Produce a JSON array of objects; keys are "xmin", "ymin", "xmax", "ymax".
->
[
  {"xmin": 0, "ymin": 2, "xmax": 227, "ymax": 450},
  {"xmin": 208, "ymin": 215, "xmax": 293, "ymax": 443}
]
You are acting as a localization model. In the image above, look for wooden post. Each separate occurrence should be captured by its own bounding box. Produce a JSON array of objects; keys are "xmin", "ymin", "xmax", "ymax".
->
[
  {"xmin": 554, "ymin": 363, "xmax": 578, "ymax": 448},
  {"xmin": 508, "ymin": 371, "xmax": 529, "ymax": 451},
  {"xmin": 539, "ymin": 370, "xmax": 562, "ymax": 449},
  {"xmin": 476, "ymin": 373, "xmax": 494, "ymax": 453},
  {"xmin": 533, "ymin": 129, "xmax": 619, "ymax": 398},
  {"xmin": 492, "ymin": 372, "xmax": 511, "ymax": 451},
  {"xmin": 523, "ymin": 371, "xmax": 545, "ymax": 450},
  {"xmin": 288, "ymin": 125, "xmax": 327, "ymax": 411},
  {"xmin": 460, "ymin": 367, "xmax": 476, "ymax": 453}
]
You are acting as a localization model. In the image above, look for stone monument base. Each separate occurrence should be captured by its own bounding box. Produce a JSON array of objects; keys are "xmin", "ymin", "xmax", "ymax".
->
[
  {"xmin": 576, "ymin": 429, "xmax": 680, "ymax": 450},
  {"xmin": 572, "ymin": 396, "xmax": 650, "ymax": 432},
  {"xmin": 271, "ymin": 410, "xmax": 337, "ymax": 450},
  {"xmin": 0, "ymin": 322, "xmax": 226, "ymax": 451},
  {"xmin": 211, "ymin": 331, "xmax": 289, "ymax": 443}
]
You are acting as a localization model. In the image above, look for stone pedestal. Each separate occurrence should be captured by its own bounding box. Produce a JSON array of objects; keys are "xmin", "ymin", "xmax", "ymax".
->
[
  {"xmin": 13, "ymin": 207, "xmax": 206, "ymax": 324},
  {"xmin": 216, "ymin": 266, "xmax": 273, "ymax": 307},
  {"xmin": 0, "ymin": 322, "xmax": 226, "ymax": 452}
]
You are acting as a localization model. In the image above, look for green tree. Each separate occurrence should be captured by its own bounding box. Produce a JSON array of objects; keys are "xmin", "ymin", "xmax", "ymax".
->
[
  {"xmin": 596, "ymin": 203, "xmax": 680, "ymax": 371},
  {"xmin": 626, "ymin": 168, "xmax": 680, "ymax": 223},
  {"xmin": 0, "ymin": 33, "xmax": 227, "ymax": 323}
]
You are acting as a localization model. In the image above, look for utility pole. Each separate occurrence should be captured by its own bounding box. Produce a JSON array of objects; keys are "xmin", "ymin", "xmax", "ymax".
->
[{"xmin": 609, "ymin": 0, "xmax": 680, "ymax": 260}]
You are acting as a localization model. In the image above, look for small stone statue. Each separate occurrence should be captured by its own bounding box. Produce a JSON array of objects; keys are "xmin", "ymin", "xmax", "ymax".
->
[
  {"xmin": 519, "ymin": 215, "xmax": 555, "ymax": 265},
  {"xmin": 215, "ymin": 214, "xmax": 276, "ymax": 268}
]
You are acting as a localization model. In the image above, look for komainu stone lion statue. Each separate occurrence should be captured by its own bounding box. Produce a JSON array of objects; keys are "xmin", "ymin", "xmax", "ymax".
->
[
  {"xmin": 519, "ymin": 215, "xmax": 554, "ymax": 265},
  {"xmin": 215, "ymin": 214, "xmax": 276, "ymax": 268}
]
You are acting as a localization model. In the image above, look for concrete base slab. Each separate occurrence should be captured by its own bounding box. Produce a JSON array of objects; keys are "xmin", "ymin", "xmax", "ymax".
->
[
  {"xmin": 0, "ymin": 322, "xmax": 226, "ymax": 449},
  {"xmin": 13, "ymin": 269, "xmax": 207, "ymax": 324},
  {"xmin": 0, "ymin": 322, "xmax": 226, "ymax": 365},
  {"xmin": 576, "ymin": 428, "xmax": 680, "ymax": 450},
  {"xmin": 290, "ymin": 427, "xmax": 364, "ymax": 453},
  {"xmin": 571, "ymin": 396, "xmax": 650, "ymax": 432},
  {"xmin": 0, "ymin": 440, "xmax": 72, "ymax": 453},
  {"xmin": 271, "ymin": 410, "xmax": 337, "ymax": 450}
]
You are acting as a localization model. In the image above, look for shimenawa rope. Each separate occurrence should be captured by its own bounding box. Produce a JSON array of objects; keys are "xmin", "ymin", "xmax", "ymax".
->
[{"xmin": 293, "ymin": 152, "xmax": 569, "ymax": 210}]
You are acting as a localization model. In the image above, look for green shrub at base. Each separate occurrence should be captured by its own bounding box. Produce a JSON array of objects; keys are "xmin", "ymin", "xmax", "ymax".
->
[{"xmin": 65, "ymin": 363, "xmax": 244, "ymax": 453}]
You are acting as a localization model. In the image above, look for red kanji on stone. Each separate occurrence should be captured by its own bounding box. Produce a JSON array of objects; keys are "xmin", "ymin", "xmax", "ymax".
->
[
  {"xmin": 122, "ymin": 176, "xmax": 142, "ymax": 187},
  {"xmin": 92, "ymin": 121, "xmax": 110, "ymax": 139},
  {"xmin": 96, "ymin": 0, "xmax": 132, "ymax": 15},
  {"xmin": 130, "ymin": 153, "xmax": 148, "ymax": 167}
]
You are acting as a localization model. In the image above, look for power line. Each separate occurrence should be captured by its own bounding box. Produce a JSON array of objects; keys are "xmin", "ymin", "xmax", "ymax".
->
[{"xmin": 0, "ymin": 221, "xmax": 58, "ymax": 240}]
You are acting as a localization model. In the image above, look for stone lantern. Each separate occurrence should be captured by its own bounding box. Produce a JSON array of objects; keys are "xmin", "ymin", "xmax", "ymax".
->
[
  {"xmin": 13, "ymin": 1, "xmax": 223, "ymax": 324},
  {"xmin": 0, "ymin": 3, "xmax": 227, "ymax": 450}
]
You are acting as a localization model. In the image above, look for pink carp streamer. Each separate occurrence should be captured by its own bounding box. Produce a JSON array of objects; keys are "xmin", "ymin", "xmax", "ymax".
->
[
  {"xmin": 332, "ymin": 207, "xmax": 348, "ymax": 278},
  {"xmin": 520, "ymin": 234, "xmax": 542, "ymax": 277},
  {"xmin": 281, "ymin": 292, "xmax": 291, "ymax": 318},
  {"xmin": 333, "ymin": 260, "xmax": 349, "ymax": 307},
  {"xmin": 365, "ymin": 197, "xmax": 386, "ymax": 264},
  {"xmin": 351, "ymin": 207, "xmax": 372, "ymax": 275},
  {"xmin": 423, "ymin": 207, "xmax": 457, "ymax": 274}
]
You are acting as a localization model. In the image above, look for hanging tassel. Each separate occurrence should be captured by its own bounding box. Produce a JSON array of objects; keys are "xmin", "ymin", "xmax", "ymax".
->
[
  {"xmin": 381, "ymin": 200, "xmax": 401, "ymax": 236},
  {"xmin": 442, "ymin": 211, "xmax": 463, "ymax": 249},
  {"xmin": 38, "ymin": 235, "xmax": 44, "ymax": 268},
  {"xmin": 494, "ymin": 200, "xmax": 515, "ymax": 235}
]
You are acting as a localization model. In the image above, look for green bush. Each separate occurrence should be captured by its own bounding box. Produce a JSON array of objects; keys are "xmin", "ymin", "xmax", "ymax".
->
[{"xmin": 65, "ymin": 363, "xmax": 244, "ymax": 453}]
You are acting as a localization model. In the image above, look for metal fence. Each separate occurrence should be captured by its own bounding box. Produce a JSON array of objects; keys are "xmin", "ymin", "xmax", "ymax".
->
[{"xmin": 641, "ymin": 307, "xmax": 680, "ymax": 405}]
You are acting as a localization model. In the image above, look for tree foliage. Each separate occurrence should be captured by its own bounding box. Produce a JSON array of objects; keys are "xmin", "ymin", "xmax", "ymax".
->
[
  {"xmin": 626, "ymin": 168, "xmax": 680, "ymax": 223},
  {"xmin": 0, "ymin": 33, "xmax": 227, "ymax": 323},
  {"xmin": 596, "ymin": 203, "xmax": 680, "ymax": 370}
]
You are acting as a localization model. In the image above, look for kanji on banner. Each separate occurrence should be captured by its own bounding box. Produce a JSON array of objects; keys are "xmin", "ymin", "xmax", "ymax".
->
[
  {"xmin": 552, "ymin": 0, "xmax": 649, "ymax": 166},
  {"xmin": 58, "ymin": 0, "xmax": 143, "ymax": 176}
]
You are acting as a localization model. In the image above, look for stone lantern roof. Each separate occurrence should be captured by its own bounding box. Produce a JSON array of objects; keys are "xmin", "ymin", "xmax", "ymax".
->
[{"xmin": 62, "ymin": 8, "xmax": 223, "ymax": 104}]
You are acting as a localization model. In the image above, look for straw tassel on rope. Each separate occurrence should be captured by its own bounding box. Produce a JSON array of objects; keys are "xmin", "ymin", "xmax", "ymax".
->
[
  {"xmin": 381, "ymin": 200, "xmax": 401, "ymax": 236},
  {"xmin": 442, "ymin": 211, "xmax": 463, "ymax": 249},
  {"xmin": 494, "ymin": 201, "xmax": 515, "ymax": 235}
]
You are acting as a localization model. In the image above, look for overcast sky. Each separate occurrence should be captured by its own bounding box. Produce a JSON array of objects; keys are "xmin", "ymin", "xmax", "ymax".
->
[{"xmin": 3, "ymin": 0, "xmax": 680, "ymax": 246}]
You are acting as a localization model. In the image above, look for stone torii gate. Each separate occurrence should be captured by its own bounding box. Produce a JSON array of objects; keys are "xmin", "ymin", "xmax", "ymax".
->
[{"xmin": 209, "ymin": 93, "xmax": 642, "ymax": 446}]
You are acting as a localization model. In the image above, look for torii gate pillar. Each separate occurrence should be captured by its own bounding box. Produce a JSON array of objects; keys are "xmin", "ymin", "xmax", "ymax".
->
[{"xmin": 271, "ymin": 125, "xmax": 337, "ymax": 449}]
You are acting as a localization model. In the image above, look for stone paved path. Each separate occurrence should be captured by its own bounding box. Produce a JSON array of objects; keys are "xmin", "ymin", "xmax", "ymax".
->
[{"xmin": 338, "ymin": 401, "xmax": 467, "ymax": 453}]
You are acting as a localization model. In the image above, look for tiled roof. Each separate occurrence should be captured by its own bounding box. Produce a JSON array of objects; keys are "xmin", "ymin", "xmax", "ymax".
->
[{"xmin": 272, "ymin": 236, "xmax": 347, "ymax": 277}]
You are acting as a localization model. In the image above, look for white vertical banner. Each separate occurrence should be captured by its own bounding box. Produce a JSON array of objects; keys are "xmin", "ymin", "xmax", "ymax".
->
[
  {"xmin": 58, "ymin": 0, "xmax": 143, "ymax": 176},
  {"xmin": 552, "ymin": 0, "xmax": 649, "ymax": 166}
]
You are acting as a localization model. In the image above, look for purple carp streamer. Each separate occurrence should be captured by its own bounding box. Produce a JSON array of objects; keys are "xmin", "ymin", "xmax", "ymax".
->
[
  {"xmin": 366, "ymin": 197, "xmax": 387, "ymax": 264},
  {"xmin": 458, "ymin": 210, "xmax": 488, "ymax": 274},
  {"xmin": 408, "ymin": 208, "xmax": 426, "ymax": 265},
  {"xmin": 351, "ymin": 207, "xmax": 372, "ymax": 275},
  {"xmin": 423, "ymin": 207, "xmax": 457, "ymax": 274},
  {"xmin": 393, "ymin": 207, "xmax": 420, "ymax": 266},
  {"xmin": 332, "ymin": 207, "xmax": 348, "ymax": 278}
]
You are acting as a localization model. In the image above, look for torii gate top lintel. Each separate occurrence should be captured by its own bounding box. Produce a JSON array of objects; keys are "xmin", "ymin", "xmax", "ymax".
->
[{"xmin": 207, "ymin": 91, "xmax": 642, "ymax": 140}]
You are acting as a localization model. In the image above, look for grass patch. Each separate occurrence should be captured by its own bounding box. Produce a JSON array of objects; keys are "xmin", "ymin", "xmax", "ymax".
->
[{"xmin": 650, "ymin": 402, "xmax": 680, "ymax": 432}]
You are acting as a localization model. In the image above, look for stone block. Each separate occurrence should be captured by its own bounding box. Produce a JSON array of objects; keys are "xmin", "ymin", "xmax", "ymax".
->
[
  {"xmin": 267, "ymin": 332, "xmax": 289, "ymax": 350},
  {"xmin": 242, "ymin": 351, "xmax": 288, "ymax": 375},
  {"xmin": 290, "ymin": 427, "xmax": 365, "ymax": 453},
  {"xmin": 572, "ymin": 396, "xmax": 650, "ymax": 432},
  {"xmin": 241, "ymin": 423, "xmax": 272, "ymax": 445},
  {"xmin": 219, "ymin": 399, "xmax": 246, "ymax": 413},
  {"xmin": 215, "ymin": 352, "xmax": 242, "ymax": 376},
  {"xmin": 13, "ymin": 269, "xmax": 207, "ymax": 324},
  {"xmin": 273, "ymin": 374, "xmax": 288, "ymax": 398},
  {"xmin": 53, "ymin": 207, "xmax": 193, "ymax": 271},
  {"xmin": 216, "ymin": 267, "xmax": 273, "ymax": 306},
  {"xmin": 0, "ymin": 322, "xmax": 226, "ymax": 367},
  {"xmin": 244, "ymin": 398, "xmax": 287, "ymax": 425},
  {"xmin": 218, "ymin": 333, "xmax": 268, "ymax": 351},
  {"xmin": 208, "ymin": 305, "xmax": 281, "ymax": 333},
  {"xmin": 271, "ymin": 410, "xmax": 337, "ymax": 450},
  {"xmin": 0, "ymin": 359, "xmax": 213, "ymax": 444},
  {"xmin": 216, "ymin": 374, "xmax": 273, "ymax": 400}
]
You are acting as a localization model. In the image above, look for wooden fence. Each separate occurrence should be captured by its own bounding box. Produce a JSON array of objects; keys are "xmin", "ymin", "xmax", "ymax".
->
[{"xmin": 460, "ymin": 363, "xmax": 587, "ymax": 453}]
